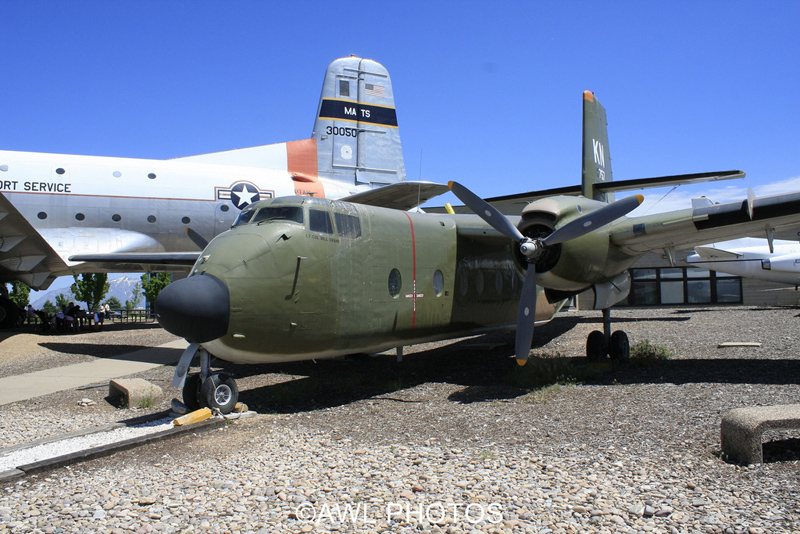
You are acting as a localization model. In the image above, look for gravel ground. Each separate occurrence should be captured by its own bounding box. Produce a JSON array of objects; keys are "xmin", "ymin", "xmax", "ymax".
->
[{"xmin": 0, "ymin": 306, "xmax": 799, "ymax": 533}]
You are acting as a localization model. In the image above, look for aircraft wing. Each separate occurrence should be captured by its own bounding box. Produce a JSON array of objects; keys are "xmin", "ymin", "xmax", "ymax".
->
[
  {"xmin": 342, "ymin": 181, "xmax": 451, "ymax": 210},
  {"xmin": 0, "ymin": 193, "xmax": 69, "ymax": 290},
  {"xmin": 692, "ymin": 246, "xmax": 743, "ymax": 260},
  {"xmin": 426, "ymin": 170, "xmax": 745, "ymax": 215},
  {"xmin": 610, "ymin": 190, "xmax": 800, "ymax": 255},
  {"xmin": 68, "ymin": 252, "xmax": 201, "ymax": 271}
]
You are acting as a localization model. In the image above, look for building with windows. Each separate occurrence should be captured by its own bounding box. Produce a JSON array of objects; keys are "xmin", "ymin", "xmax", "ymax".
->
[{"xmin": 579, "ymin": 249, "xmax": 799, "ymax": 308}]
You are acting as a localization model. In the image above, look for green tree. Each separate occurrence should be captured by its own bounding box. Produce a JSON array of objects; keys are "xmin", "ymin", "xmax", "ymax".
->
[
  {"xmin": 42, "ymin": 300, "xmax": 58, "ymax": 316},
  {"xmin": 55, "ymin": 293, "xmax": 72, "ymax": 311},
  {"xmin": 71, "ymin": 273, "xmax": 110, "ymax": 312},
  {"xmin": 141, "ymin": 273, "xmax": 171, "ymax": 309},
  {"xmin": 106, "ymin": 296, "xmax": 122, "ymax": 310},
  {"xmin": 9, "ymin": 281, "xmax": 30, "ymax": 308},
  {"xmin": 125, "ymin": 282, "xmax": 143, "ymax": 310}
]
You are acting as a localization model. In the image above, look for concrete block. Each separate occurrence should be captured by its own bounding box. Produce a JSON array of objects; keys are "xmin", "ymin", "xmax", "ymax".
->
[
  {"xmin": 720, "ymin": 404, "xmax": 800, "ymax": 465},
  {"xmin": 108, "ymin": 378, "xmax": 163, "ymax": 408}
]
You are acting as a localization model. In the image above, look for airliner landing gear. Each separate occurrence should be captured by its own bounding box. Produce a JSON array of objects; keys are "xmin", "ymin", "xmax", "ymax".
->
[
  {"xmin": 586, "ymin": 309, "xmax": 630, "ymax": 361},
  {"xmin": 0, "ymin": 296, "xmax": 19, "ymax": 329},
  {"xmin": 174, "ymin": 345, "xmax": 239, "ymax": 414}
]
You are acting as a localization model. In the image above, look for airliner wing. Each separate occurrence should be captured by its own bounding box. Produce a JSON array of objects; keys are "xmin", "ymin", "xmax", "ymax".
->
[
  {"xmin": 342, "ymin": 181, "xmax": 450, "ymax": 210},
  {"xmin": 0, "ymin": 193, "xmax": 68, "ymax": 290},
  {"xmin": 68, "ymin": 252, "xmax": 200, "ymax": 270},
  {"xmin": 692, "ymin": 246, "xmax": 743, "ymax": 260},
  {"xmin": 610, "ymin": 191, "xmax": 800, "ymax": 255}
]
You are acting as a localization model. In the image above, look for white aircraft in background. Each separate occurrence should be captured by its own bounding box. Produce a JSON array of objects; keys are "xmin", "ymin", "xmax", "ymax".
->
[
  {"xmin": 0, "ymin": 56, "xmax": 447, "ymax": 326},
  {"xmin": 687, "ymin": 240, "xmax": 800, "ymax": 286}
]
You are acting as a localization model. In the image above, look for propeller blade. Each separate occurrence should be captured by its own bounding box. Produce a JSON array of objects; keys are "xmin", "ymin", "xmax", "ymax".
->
[
  {"xmin": 185, "ymin": 227, "xmax": 209, "ymax": 250},
  {"xmin": 514, "ymin": 266, "xmax": 538, "ymax": 366},
  {"xmin": 544, "ymin": 194, "xmax": 643, "ymax": 246},
  {"xmin": 448, "ymin": 181, "xmax": 524, "ymax": 242}
]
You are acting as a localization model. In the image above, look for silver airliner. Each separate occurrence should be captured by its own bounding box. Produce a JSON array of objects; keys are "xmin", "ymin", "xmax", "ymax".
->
[{"xmin": 0, "ymin": 56, "xmax": 447, "ymax": 326}]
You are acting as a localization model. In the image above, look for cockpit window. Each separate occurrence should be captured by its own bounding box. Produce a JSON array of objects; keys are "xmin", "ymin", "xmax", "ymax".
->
[
  {"xmin": 309, "ymin": 209, "xmax": 334, "ymax": 234},
  {"xmin": 252, "ymin": 206, "xmax": 304, "ymax": 225},
  {"xmin": 334, "ymin": 212, "xmax": 362, "ymax": 238},
  {"xmin": 232, "ymin": 208, "xmax": 256, "ymax": 227}
]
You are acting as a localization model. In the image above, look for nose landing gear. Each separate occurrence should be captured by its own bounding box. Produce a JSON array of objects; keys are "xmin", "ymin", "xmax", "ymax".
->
[{"xmin": 174, "ymin": 344, "xmax": 240, "ymax": 414}]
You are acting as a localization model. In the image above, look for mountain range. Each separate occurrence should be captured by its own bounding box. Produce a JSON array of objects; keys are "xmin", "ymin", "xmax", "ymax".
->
[{"xmin": 30, "ymin": 275, "xmax": 144, "ymax": 310}]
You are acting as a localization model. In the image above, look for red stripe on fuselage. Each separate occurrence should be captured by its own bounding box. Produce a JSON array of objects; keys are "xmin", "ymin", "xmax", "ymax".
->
[{"xmin": 403, "ymin": 212, "xmax": 417, "ymax": 332}]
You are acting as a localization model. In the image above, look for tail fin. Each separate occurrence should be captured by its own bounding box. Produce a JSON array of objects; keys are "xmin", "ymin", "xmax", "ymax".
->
[
  {"xmin": 313, "ymin": 56, "xmax": 406, "ymax": 187},
  {"xmin": 581, "ymin": 91, "xmax": 613, "ymax": 202}
]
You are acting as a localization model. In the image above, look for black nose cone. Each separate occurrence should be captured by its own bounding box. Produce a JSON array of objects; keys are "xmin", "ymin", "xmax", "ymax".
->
[{"xmin": 155, "ymin": 273, "xmax": 230, "ymax": 343}]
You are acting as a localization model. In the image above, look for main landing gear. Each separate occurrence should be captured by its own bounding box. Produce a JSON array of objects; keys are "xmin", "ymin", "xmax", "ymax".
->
[
  {"xmin": 586, "ymin": 308, "xmax": 630, "ymax": 361},
  {"xmin": 174, "ymin": 345, "xmax": 239, "ymax": 414}
]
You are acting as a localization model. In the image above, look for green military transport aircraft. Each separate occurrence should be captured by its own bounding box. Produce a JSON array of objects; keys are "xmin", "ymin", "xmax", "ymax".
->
[{"xmin": 146, "ymin": 92, "xmax": 800, "ymax": 414}]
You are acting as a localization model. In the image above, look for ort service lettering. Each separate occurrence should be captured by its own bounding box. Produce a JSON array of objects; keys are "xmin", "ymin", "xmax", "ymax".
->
[{"xmin": 0, "ymin": 181, "xmax": 72, "ymax": 193}]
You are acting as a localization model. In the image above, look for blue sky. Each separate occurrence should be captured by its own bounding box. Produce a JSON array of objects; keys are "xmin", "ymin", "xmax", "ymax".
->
[{"xmin": 2, "ymin": 1, "xmax": 799, "ymax": 291}]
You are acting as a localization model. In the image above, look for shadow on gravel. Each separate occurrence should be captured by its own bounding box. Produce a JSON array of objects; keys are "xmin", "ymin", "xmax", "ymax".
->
[
  {"xmin": 215, "ymin": 308, "xmax": 800, "ymax": 414},
  {"xmin": 38, "ymin": 343, "xmax": 160, "ymax": 358},
  {"xmin": 596, "ymin": 358, "xmax": 800, "ymax": 386},
  {"xmin": 225, "ymin": 316, "xmax": 583, "ymax": 414},
  {"xmin": 763, "ymin": 438, "xmax": 800, "ymax": 463}
]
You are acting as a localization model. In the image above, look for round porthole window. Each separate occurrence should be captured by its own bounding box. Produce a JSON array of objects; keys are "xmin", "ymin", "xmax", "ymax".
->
[
  {"xmin": 148, "ymin": 173, "xmax": 157, "ymax": 179},
  {"xmin": 220, "ymin": 205, "xmax": 230, "ymax": 212},
  {"xmin": 37, "ymin": 212, "xmax": 47, "ymax": 220},
  {"xmin": 457, "ymin": 264, "xmax": 469, "ymax": 297},
  {"xmin": 475, "ymin": 271, "xmax": 485, "ymax": 296},
  {"xmin": 182, "ymin": 216, "xmax": 191, "ymax": 224},
  {"xmin": 112, "ymin": 214, "xmax": 121, "ymax": 222},
  {"xmin": 147, "ymin": 215, "xmax": 157, "ymax": 223},
  {"xmin": 75, "ymin": 213, "xmax": 85, "ymax": 221},
  {"xmin": 388, "ymin": 268, "xmax": 402, "ymax": 298},
  {"xmin": 433, "ymin": 270, "xmax": 444, "ymax": 297},
  {"xmin": 55, "ymin": 168, "xmax": 65, "ymax": 175},
  {"xmin": 113, "ymin": 171, "xmax": 122, "ymax": 178}
]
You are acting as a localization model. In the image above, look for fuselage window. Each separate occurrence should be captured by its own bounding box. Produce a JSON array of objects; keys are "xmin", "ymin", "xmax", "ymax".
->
[
  {"xmin": 147, "ymin": 215, "xmax": 157, "ymax": 223},
  {"xmin": 182, "ymin": 216, "xmax": 191, "ymax": 224},
  {"xmin": 75, "ymin": 213, "xmax": 85, "ymax": 221},
  {"xmin": 334, "ymin": 212, "xmax": 362, "ymax": 239},
  {"xmin": 37, "ymin": 212, "xmax": 47, "ymax": 220},
  {"xmin": 112, "ymin": 214, "xmax": 121, "ymax": 222},
  {"xmin": 148, "ymin": 173, "xmax": 157, "ymax": 179},
  {"xmin": 433, "ymin": 270, "xmax": 444, "ymax": 297},
  {"xmin": 252, "ymin": 206, "xmax": 304, "ymax": 225},
  {"xmin": 309, "ymin": 209, "xmax": 334, "ymax": 234},
  {"xmin": 388, "ymin": 268, "xmax": 402, "ymax": 298},
  {"xmin": 475, "ymin": 271, "xmax": 485, "ymax": 295},
  {"xmin": 220, "ymin": 205, "xmax": 230, "ymax": 212}
]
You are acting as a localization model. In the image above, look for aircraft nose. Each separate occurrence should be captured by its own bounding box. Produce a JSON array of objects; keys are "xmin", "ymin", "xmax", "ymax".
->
[{"xmin": 155, "ymin": 273, "xmax": 230, "ymax": 343}]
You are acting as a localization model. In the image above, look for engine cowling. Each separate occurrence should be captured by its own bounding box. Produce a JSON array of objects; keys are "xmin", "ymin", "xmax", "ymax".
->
[{"xmin": 517, "ymin": 196, "xmax": 636, "ymax": 294}]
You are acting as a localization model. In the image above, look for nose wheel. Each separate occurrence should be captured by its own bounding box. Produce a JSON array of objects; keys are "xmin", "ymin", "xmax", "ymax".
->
[{"xmin": 176, "ymin": 347, "xmax": 240, "ymax": 414}]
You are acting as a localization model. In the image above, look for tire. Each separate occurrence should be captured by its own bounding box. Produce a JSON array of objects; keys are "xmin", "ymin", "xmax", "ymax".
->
[
  {"xmin": 200, "ymin": 373, "xmax": 239, "ymax": 414},
  {"xmin": 0, "ymin": 297, "xmax": 19, "ymax": 330},
  {"xmin": 586, "ymin": 330, "xmax": 606, "ymax": 361},
  {"xmin": 182, "ymin": 373, "xmax": 202, "ymax": 411},
  {"xmin": 610, "ymin": 330, "xmax": 630, "ymax": 361}
]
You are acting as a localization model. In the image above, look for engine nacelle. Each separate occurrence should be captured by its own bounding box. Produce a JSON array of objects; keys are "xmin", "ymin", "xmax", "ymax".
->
[{"xmin": 517, "ymin": 195, "xmax": 637, "ymax": 293}]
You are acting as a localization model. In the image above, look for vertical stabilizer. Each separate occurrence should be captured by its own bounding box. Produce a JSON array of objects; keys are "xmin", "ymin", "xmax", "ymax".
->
[
  {"xmin": 581, "ymin": 91, "xmax": 613, "ymax": 202},
  {"xmin": 313, "ymin": 57, "xmax": 406, "ymax": 187}
]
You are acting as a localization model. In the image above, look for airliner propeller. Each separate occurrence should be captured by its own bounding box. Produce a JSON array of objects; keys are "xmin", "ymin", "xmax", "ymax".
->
[{"xmin": 447, "ymin": 181, "xmax": 643, "ymax": 365}]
